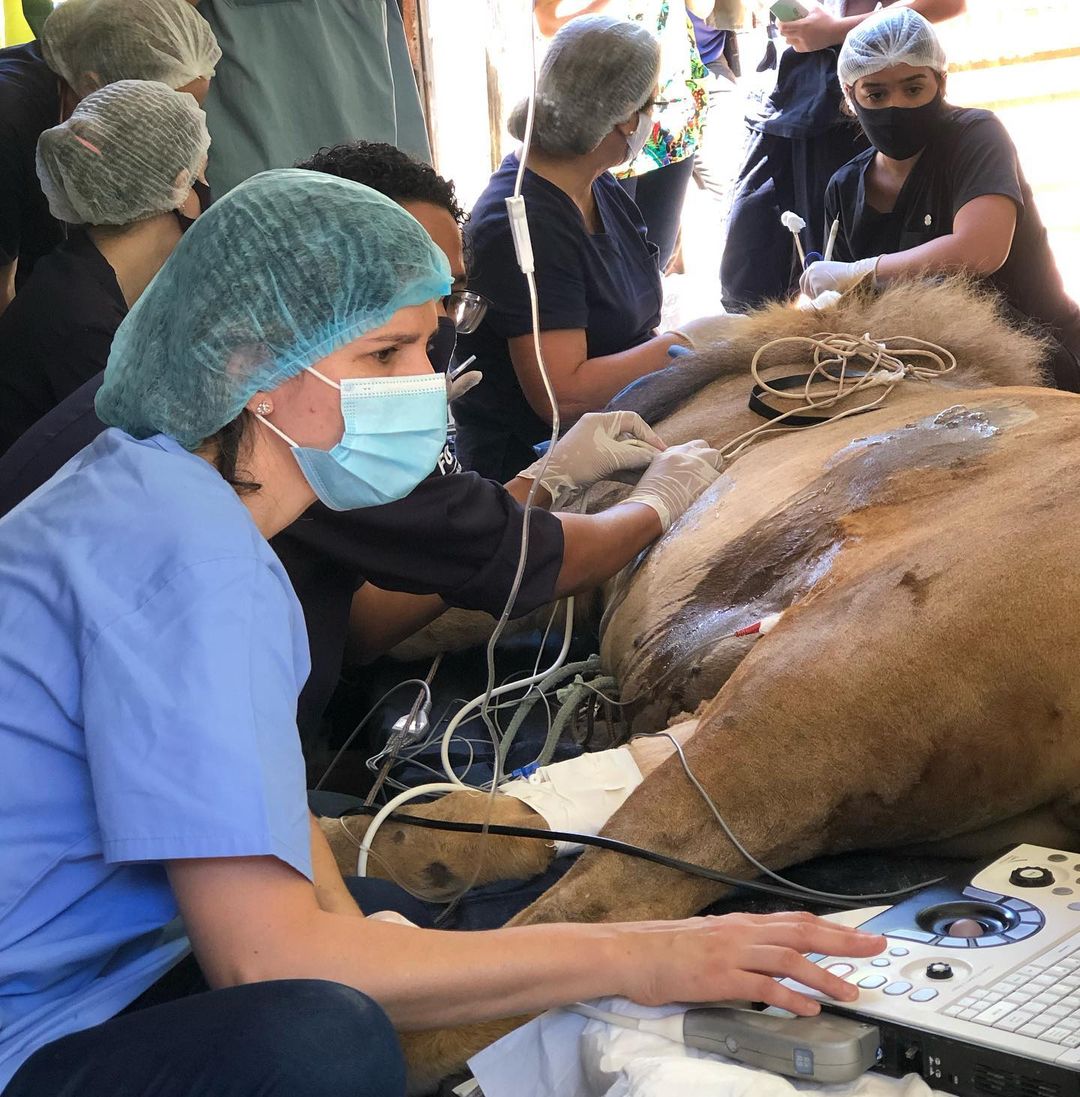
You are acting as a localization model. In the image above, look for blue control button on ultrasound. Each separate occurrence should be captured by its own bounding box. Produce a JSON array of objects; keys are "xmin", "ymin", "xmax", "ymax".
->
[
  {"xmin": 888, "ymin": 929, "xmax": 937, "ymax": 944},
  {"xmin": 884, "ymin": 982, "xmax": 912, "ymax": 996},
  {"xmin": 964, "ymin": 886, "xmax": 1005, "ymax": 902},
  {"xmin": 910, "ymin": 988, "xmax": 939, "ymax": 1002}
]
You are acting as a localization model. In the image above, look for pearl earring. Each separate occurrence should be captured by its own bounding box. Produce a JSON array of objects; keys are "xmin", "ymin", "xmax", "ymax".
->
[{"xmin": 255, "ymin": 401, "xmax": 271, "ymax": 415}]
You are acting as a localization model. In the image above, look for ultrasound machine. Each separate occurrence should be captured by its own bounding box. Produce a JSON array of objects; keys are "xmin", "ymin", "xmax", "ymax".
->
[{"xmin": 784, "ymin": 844, "xmax": 1080, "ymax": 1095}]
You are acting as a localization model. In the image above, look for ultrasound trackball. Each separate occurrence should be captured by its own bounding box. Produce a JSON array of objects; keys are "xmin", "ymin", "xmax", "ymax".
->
[{"xmin": 1009, "ymin": 866, "xmax": 1055, "ymax": 888}]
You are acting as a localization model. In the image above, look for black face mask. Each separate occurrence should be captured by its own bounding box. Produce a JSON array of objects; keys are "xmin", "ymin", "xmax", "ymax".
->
[
  {"xmin": 853, "ymin": 92, "xmax": 946, "ymax": 161},
  {"xmin": 426, "ymin": 314, "xmax": 458, "ymax": 373},
  {"xmin": 175, "ymin": 178, "xmax": 214, "ymax": 233}
]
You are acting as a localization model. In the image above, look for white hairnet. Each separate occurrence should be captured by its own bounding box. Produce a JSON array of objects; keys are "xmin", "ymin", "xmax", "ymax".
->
[
  {"xmin": 41, "ymin": 0, "xmax": 221, "ymax": 98},
  {"xmin": 508, "ymin": 15, "xmax": 661, "ymax": 156},
  {"xmin": 96, "ymin": 170, "xmax": 453, "ymax": 449},
  {"xmin": 838, "ymin": 8, "xmax": 947, "ymax": 87},
  {"xmin": 36, "ymin": 80, "xmax": 210, "ymax": 226}
]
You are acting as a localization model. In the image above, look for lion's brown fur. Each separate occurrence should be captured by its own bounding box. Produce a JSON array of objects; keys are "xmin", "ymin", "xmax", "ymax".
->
[{"xmin": 610, "ymin": 277, "xmax": 1050, "ymax": 431}]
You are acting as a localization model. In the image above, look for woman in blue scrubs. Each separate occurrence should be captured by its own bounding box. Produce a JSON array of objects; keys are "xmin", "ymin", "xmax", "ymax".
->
[{"xmin": 0, "ymin": 170, "xmax": 882, "ymax": 1097}]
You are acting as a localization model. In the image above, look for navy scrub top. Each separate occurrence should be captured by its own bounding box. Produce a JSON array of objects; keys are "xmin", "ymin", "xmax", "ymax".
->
[
  {"xmin": 453, "ymin": 154, "xmax": 664, "ymax": 483},
  {"xmin": 0, "ymin": 376, "xmax": 565, "ymax": 743},
  {"xmin": 0, "ymin": 41, "xmax": 64, "ymax": 290},
  {"xmin": 0, "ymin": 229, "xmax": 127, "ymax": 456},
  {"xmin": 825, "ymin": 106, "xmax": 1080, "ymax": 388},
  {"xmin": 749, "ymin": 1, "xmax": 891, "ymax": 140}
]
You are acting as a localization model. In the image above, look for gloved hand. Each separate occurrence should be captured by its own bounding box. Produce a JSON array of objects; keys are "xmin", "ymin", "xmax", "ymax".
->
[
  {"xmin": 625, "ymin": 439, "xmax": 725, "ymax": 532},
  {"xmin": 799, "ymin": 256, "xmax": 879, "ymax": 299},
  {"xmin": 665, "ymin": 312, "xmax": 745, "ymax": 352},
  {"xmin": 519, "ymin": 410, "xmax": 665, "ymax": 507},
  {"xmin": 447, "ymin": 369, "xmax": 483, "ymax": 402}
]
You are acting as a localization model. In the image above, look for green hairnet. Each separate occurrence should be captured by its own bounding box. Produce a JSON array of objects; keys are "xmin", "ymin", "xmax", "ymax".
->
[
  {"xmin": 37, "ymin": 80, "xmax": 210, "ymax": 226},
  {"xmin": 508, "ymin": 15, "xmax": 660, "ymax": 156},
  {"xmin": 41, "ymin": 0, "xmax": 221, "ymax": 98},
  {"xmin": 96, "ymin": 169, "xmax": 453, "ymax": 449}
]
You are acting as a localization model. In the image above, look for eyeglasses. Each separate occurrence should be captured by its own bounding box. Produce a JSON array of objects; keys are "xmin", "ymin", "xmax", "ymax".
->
[{"xmin": 443, "ymin": 289, "xmax": 490, "ymax": 334}]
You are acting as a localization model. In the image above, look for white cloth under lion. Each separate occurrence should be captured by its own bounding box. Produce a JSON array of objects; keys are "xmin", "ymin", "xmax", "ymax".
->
[{"xmin": 469, "ymin": 998, "xmax": 947, "ymax": 1097}]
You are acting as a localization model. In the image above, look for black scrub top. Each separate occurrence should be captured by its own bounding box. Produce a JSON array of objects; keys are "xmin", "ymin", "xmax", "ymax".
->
[
  {"xmin": 453, "ymin": 154, "xmax": 663, "ymax": 483},
  {"xmin": 0, "ymin": 229, "xmax": 127, "ymax": 455},
  {"xmin": 751, "ymin": 2, "xmax": 895, "ymax": 140},
  {"xmin": 752, "ymin": 46, "xmax": 844, "ymax": 139},
  {"xmin": 0, "ymin": 375, "xmax": 565, "ymax": 742},
  {"xmin": 825, "ymin": 107, "xmax": 1080, "ymax": 370},
  {"xmin": 0, "ymin": 41, "xmax": 63, "ymax": 289}
]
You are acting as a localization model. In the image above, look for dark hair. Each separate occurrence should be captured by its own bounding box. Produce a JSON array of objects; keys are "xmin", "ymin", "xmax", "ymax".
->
[
  {"xmin": 295, "ymin": 141, "xmax": 468, "ymax": 227},
  {"xmin": 203, "ymin": 410, "xmax": 262, "ymax": 495}
]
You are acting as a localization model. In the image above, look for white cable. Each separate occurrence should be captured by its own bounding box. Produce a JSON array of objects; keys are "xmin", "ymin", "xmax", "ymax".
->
[
  {"xmin": 356, "ymin": 783, "xmax": 465, "ymax": 877},
  {"xmin": 439, "ymin": 595, "xmax": 574, "ymax": 784},
  {"xmin": 718, "ymin": 332, "xmax": 956, "ymax": 464},
  {"xmin": 314, "ymin": 678, "xmax": 431, "ymax": 791},
  {"xmin": 656, "ymin": 732, "xmax": 944, "ymax": 904},
  {"xmin": 363, "ymin": 14, "xmax": 568, "ymax": 899},
  {"xmin": 564, "ymin": 1002, "xmax": 685, "ymax": 1044},
  {"xmin": 431, "ymin": 18, "xmax": 565, "ymax": 813}
]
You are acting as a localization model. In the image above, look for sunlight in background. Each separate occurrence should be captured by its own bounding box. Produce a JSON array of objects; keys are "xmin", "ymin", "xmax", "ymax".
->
[
  {"xmin": 4, "ymin": 1, "xmax": 1076, "ymax": 299},
  {"xmin": 423, "ymin": 1, "xmax": 1080, "ymax": 310},
  {"xmin": 944, "ymin": 3, "xmax": 1080, "ymax": 299}
]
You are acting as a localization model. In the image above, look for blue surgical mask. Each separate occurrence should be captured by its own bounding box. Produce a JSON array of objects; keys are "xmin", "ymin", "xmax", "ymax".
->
[{"xmin": 257, "ymin": 367, "xmax": 448, "ymax": 511}]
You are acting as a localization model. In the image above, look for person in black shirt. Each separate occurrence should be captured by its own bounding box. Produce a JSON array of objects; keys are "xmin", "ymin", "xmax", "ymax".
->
[
  {"xmin": 0, "ymin": 0, "xmax": 219, "ymax": 312},
  {"xmin": 0, "ymin": 142, "xmax": 724, "ymax": 746},
  {"xmin": 0, "ymin": 80, "xmax": 211, "ymax": 456},
  {"xmin": 719, "ymin": 0, "xmax": 963, "ymax": 313},
  {"xmin": 801, "ymin": 8, "xmax": 1080, "ymax": 391},
  {"xmin": 453, "ymin": 15, "xmax": 695, "ymax": 483}
]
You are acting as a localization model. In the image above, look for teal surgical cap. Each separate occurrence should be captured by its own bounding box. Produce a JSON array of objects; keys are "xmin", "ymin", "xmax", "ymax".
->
[{"xmin": 97, "ymin": 169, "xmax": 453, "ymax": 449}]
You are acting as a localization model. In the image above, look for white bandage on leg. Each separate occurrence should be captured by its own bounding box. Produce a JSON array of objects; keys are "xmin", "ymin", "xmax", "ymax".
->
[
  {"xmin": 366, "ymin": 910, "xmax": 419, "ymax": 928},
  {"xmin": 500, "ymin": 746, "xmax": 644, "ymax": 856}
]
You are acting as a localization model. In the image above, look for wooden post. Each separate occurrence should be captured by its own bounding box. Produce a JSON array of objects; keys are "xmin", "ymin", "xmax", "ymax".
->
[
  {"xmin": 416, "ymin": 0, "xmax": 537, "ymax": 203},
  {"xmin": 484, "ymin": 0, "xmax": 536, "ymax": 171}
]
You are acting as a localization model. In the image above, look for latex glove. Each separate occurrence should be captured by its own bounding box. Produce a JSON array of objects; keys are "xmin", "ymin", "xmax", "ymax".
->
[
  {"xmin": 799, "ymin": 256, "xmax": 879, "ymax": 299},
  {"xmin": 447, "ymin": 369, "xmax": 482, "ymax": 402},
  {"xmin": 625, "ymin": 439, "xmax": 725, "ymax": 532},
  {"xmin": 665, "ymin": 312, "xmax": 745, "ymax": 352},
  {"xmin": 519, "ymin": 411, "xmax": 665, "ymax": 506}
]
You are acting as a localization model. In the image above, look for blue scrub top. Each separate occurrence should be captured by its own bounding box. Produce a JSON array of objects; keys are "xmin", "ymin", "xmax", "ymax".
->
[{"xmin": 0, "ymin": 430, "xmax": 313, "ymax": 1089}]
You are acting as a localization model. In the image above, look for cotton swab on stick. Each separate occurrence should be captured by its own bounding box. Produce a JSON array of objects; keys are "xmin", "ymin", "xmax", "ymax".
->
[
  {"xmin": 780, "ymin": 210, "xmax": 806, "ymax": 267},
  {"xmin": 823, "ymin": 217, "xmax": 840, "ymax": 262}
]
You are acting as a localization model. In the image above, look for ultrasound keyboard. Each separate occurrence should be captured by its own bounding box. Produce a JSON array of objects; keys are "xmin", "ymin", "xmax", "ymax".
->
[{"xmin": 782, "ymin": 845, "xmax": 1080, "ymax": 1095}]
